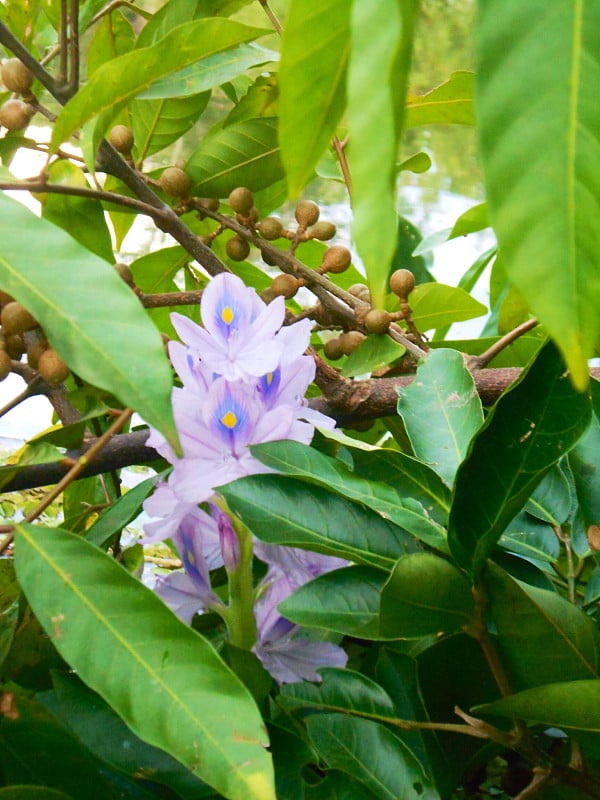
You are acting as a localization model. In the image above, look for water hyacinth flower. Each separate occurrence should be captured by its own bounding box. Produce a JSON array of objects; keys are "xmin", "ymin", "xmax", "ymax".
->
[{"xmin": 143, "ymin": 271, "xmax": 342, "ymax": 683}]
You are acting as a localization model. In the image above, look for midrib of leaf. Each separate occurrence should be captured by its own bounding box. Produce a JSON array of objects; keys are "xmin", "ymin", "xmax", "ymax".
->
[
  {"xmin": 566, "ymin": 0, "xmax": 583, "ymax": 307},
  {"xmin": 137, "ymin": 100, "xmax": 164, "ymax": 165},
  {"xmin": 15, "ymin": 525, "xmax": 247, "ymax": 780},
  {"xmin": 0, "ymin": 255, "xmax": 147, "ymax": 408},
  {"xmin": 321, "ymin": 727, "xmax": 396, "ymax": 800}
]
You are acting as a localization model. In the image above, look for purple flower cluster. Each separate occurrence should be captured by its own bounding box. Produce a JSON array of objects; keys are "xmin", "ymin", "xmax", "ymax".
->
[{"xmin": 143, "ymin": 273, "xmax": 347, "ymax": 683}]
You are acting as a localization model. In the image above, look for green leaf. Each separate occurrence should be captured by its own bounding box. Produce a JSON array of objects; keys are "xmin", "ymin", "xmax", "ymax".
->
[
  {"xmin": 476, "ymin": 679, "xmax": 600, "ymax": 732},
  {"xmin": 340, "ymin": 334, "xmax": 405, "ymax": 377},
  {"xmin": 138, "ymin": 43, "xmax": 278, "ymax": 100},
  {"xmin": 396, "ymin": 349, "xmax": 484, "ymax": 486},
  {"xmin": 305, "ymin": 771, "xmax": 379, "ymax": 800},
  {"xmin": 0, "ymin": 193, "xmax": 179, "ymax": 453},
  {"xmin": 132, "ymin": 92, "xmax": 211, "ymax": 162},
  {"xmin": 51, "ymin": 673, "xmax": 213, "ymax": 799},
  {"xmin": 408, "ymin": 283, "xmax": 487, "ymax": 332},
  {"xmin": 485, "ymin": 561, "xmax": 599, "ymax": 691},
  {"xmin": 390, "ymin": 216, "xmax": 435, "ymax": 286},
  {"xmin": 40, "ymin": 161, "xmax": 114, "ymax": 262},
  {"xmin": 349, "ymin": 448, "xmax": 451, "ymax": 526},
  {"xmin": 249, "ymin": 441, "xmax": 448, "ymax": 551},
  {"xmin": 278, "ymin": 0, "xmax": 350, "ymax": 196},
  {"xmin": 525, "ymin": 464, "xmax": 572, "ymax": 526},
  {"xmin": 13, "ymin": 524, "xmax": 275, "ymax": 800},
  {"xmin": 448, "ymin": 341, "xmax": 592, "ymax": 577},
  {"xmin": 498, "ymin": 512, "xmax": 560, "ymax": 566},
  {"xmin": 220, "ymin": 475, "xmax": 419, "ymax": 569},
  {"xmin": 187, "ymin": 117, "xmax": 284, "ymax": 197},
  {"xmin": 0, "ymin": 789, "xmax": 75, "ymax": 800},
  {"xmin": 475, "ymin": 0, "xmax": 600, "ymax": 389},
  {"xmin": 85, "ymin": 474, "xmax": 160, "ymax": 548},
  {"xmin": 306, "ymin": 715, "xmax": 434, "ymax": 800},
  {"xmin": 379, "ymin": 553, "xmax": 475, "ymax": 638},
  {"xmin": 347, "ymin": 0, "xmax": 419, "ymax": 309},
  {"xmin": 0, "ymin": 686, "xmax": 119, "ymax": 799},
  {"xmin": 278, "ymin": 566, "xmax": 388, "ymax": 640},
  {"xmin": 50, "ymin": 19, "xmax": 268, "ymax": 155},
  {"xmin": 569, "ymin": 380, "xmax": 600, "ymax": 530},
  {"xmin": 87, "ymin": 9, "xmax": 135, "ymax": 77},
  {"xmin": 405, "ymin": 71, "xmax": 475, "ymax": 127}
]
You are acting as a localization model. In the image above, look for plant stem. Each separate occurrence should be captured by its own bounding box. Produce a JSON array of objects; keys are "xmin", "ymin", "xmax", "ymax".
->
[
  {"xmin": 468, "ymin": 318, "xmax": 539, "ymax": 369},
  {"xmin": 222, "ymin": 513, "xmax": 257, "ymax": 651}
]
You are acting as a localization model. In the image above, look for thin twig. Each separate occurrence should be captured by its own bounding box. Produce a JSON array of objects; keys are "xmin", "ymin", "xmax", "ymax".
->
[
  {"xmin": 257, "ymin": 0, "xmax": 283, "ymax": 34},
  {"xmin": 0, "ymin": 408, "xmax": 133, "ymax": 555},
  {"xmin": 58, "ymin": 0, "xmax": 69, "ymax": 85},
  {"xmin": 0, "ymin": 375, "xmax": 43, "ymax": 418},
  {"xmin": 68, "ymin": 0, "xmax": 80, "ymax": 99},
  {"xmin": 88, "ymin": 0, "xmax": 152, "ymax": 27},
  {"xmin": 468, "ymin": 318, "xmax": 539, "ymax": 370},
  {"xmin": 138, "ymin": 289, "xmax": 204, "ymax": 308}
]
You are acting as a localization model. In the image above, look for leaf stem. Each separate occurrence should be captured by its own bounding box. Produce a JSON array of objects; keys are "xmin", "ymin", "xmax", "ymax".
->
[{"xmin": 468, "ymin": 318, "xmax": 539, "ymax": 370}]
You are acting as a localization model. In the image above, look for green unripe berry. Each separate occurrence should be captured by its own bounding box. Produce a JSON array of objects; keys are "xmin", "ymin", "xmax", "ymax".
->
[
  {"xmin": 310, "ymin": 221, "xmax": 336, "ymax": 241},
  {"xmin": 1, "ymin": 58, "xmax": 33, "ymax": 94},
  {"xmin": 271, "ymin": 273, "xmax": 300, "ymax": 299},
  {"xmin": 323, "ymin": 337, "xmax": 344, "ymax": 361},
  {"xmin": 321, "ymin": 245, "xmax": 352, "ymax": 274},
  {"xmin": 228, "ymin": 187, "xmax": 254, "ymax": 214},
  {"xmin": 389, "ymin": 269, "xmax": 416, "ymax": 298},
  {"xmin": 159, "ymin": 167, "xmax": 191, "ymax": 198},
  {"xmin": 339, "ymin": 330, "xmax": 366, "ymax": 355},
  {"xmin": 364, "ymin": 308, "xmax": 392, "ymax": 334},
  {"xmin": 226, "ymin": 235, "xmax": 250, "ymax": 262},
  {"xmin": 295, "ymin": 199, "xmax": 320, "ymax": 228},
  {"xmin": 257, "ymin": 217, "xmax": 283, "ymax": 240},
  {"xmin": 108, "ymin": 124, "xmax": 134, "ymax": 154},
  {"xmin": 1, "ymin": 301, "xmax": 37, "ymax": 335}
]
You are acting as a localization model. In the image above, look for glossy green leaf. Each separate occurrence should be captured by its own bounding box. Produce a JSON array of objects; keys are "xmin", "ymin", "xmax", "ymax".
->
[
  {"xmin": 390, "ymin": 216, "xmax": 435, "ymax": 285},
  {"xmin": 498, "ymin": 512, "xmax": 560, "ymax": 565},
  {"xmin": 0, "ymin": 789, "xmax": 74, "ymax": 800},
  {"xmin": 132, "ymin": 92, "xmax": 211, "ymax": 162},
  {"xmin": 0, "ymin": 192, "xmax": 179, "ymax": 453},
  {"xmin": 249, "ymin": 441, "xmax": 448, "ymax": 550},
  {"xmin": 408, "ymin": 283, "xmax": 487, "ymax": 332},
  {"xmin": 278, "ymin": 566, "xmax": 388, "ymax": 640},
  {"xmin": 0, "ymin": 687, "xmax": 119, "ymax": 799},
  {"xmin": 349, "ymin": 448, "xmax": 451, "ymax": 526},
  {"xmin": 87, "ymin": 9, "xmax": 135, "ymax": 77},
  {"xmin": 376, "ymin": 651, "xmax": 454, "ymax": 798},
  {"xmin": 340, "ymin": 334, "xmax": 405, "ymax": 377},
  {"xmin": 51, "ymin": 673, "xmax": 213, "ymax": 799},
  {"xmin": 187, "ymin": 117, "xmax": 284, "ymax": 197},
  {"xmin": 485, "ymin": 561, "xmax": 599, "ymax": 691},
  {"xmin": 306, "ymin": 714, "xmax": 434, "ymax": 800},
  {"xmin": 50, "ymin": 19, "xmax": 268, "ymax": 154},
  {"xmin": 220, "ymin": 475, "xmax": 419, "ymax": 569},
  {"xmin": 448, "ymin": 341, "xmax": 591, "ymax": 576},
  {"xmin": 476, "ymin": 0, "xmax": 600, "ymax": 388},
  {"xmin": 85, "ymin": 474, "xmax": 160, "ymax": 548},
  {"xmin": 278, "ymin": 0, "xmax": 350, "ymax": 196},
  {"xmin": 477, "ymin": 679, "xmax": 600, "ymax": 732},
  {"xmin": 405, "ymin": 71, "xmax": 475, "ymax": 127},
  {"xmin": 347, "ymin": 0, "xmax": 419, "ymax": 309},
  {"xmin": 569, "ymin": 380, "xmax": 600, "ymax": 530},
  {"xmin": 0, "ymin": 561, "xmax": 19, "ymax": 669},
  {"xmin": 397, "ymin": 348, "xmax": 484, "ymax": 486},
  {"xmin": 40, "ymin": 161, "xmax": 114, "ymax": 262},
  {"xmin": 135, "ymin": 0, "xmax": 253, "ymax": 48},
  {"xmin": 13, "ymin": 524, "xmax": 275, "ymax": 800},
  {"xmin": 138, "ymin": 44, "xmax": 278, "ymax": 100},
  {"xmin": 305, "ymin": 771, "xmax": 379, "ymax": 800},
  {"xmin": 224, "ymin": 74, "xmax": 279, "ymax": 126},
  {"xmin": 525, "ymin": 464, "xmax": 572, "ymax": 525},
  {"xmin": 448, "ymin": 202, "xmax": 489, "ymax": 237},
  {"xmin": 380, "ymin": 553, "xmax": 475, "ymax": 639}
]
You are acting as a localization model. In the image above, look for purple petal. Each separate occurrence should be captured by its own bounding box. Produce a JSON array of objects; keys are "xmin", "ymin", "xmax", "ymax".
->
[
  {"xmin": 254, "ymin": 634, "xmax": 348, "ymax": 684},
  {"xmin": 155, "ymin": 571, "xmax": 218, "ymax": 624}
]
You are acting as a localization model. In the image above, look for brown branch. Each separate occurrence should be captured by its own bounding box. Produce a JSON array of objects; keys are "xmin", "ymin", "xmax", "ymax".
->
[
  {"xmin": 468, "ymin": 318, "xmax": 539, "ymax": 369},
  {"xmin": 138, "ymin": 289, "xmax": 204, "ymax": 308}
]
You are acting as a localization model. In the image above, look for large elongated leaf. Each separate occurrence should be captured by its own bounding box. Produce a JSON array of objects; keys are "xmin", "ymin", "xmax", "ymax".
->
[
  {"xmin": 408, "ymin": 283, "xmax": 487, "ymax": 333},
  {"xmin": 250, "ymin": 441, "xmax": 448, "ymax": 550},
  {"xmin": 50, "ymin": 19, "xmax": 268, "ymax": 154},
  {"xmin": 448, "ymin": 341, "xmax": 591, "ymax": 577},
  {"xmin": 0, "ymin": 192, "xmax": 179, "ymax": 453},
  {"xmin": 278, "ymin": 0, "xmax": 350, "ymax": 196},
  {"xmin": 405, "ymin": 71, "xmax": 475, "ymax": 127},
  {"xmin": 13, "ymin": 525, "xmax": 275, "ymax": 800},
  {"xmin": 187, "ymin": 117, "xmax": 284, "ymax": 197},
  {"xmin": 278, "ymin": 566, "xmax": 388, "ymax": 640},
  {"xmin": 475, "ymin": 0, "xmax": 600, "ymax": 388},
  {"xmin": 379, "ymin": 553, "xmax": 475, "ymax": 639},
  {"xmin": 485, "ymin": 562, "xmax": 599, "ymax": 692},
  {"xmin": 569, "ymin": 380, "xmax": 600, "ymax": 530},
  {"xmin": 220, "ymin": 475, "xmax": 419, "ymax": 569},
  {"xmin": 476, "ymin": 679, "xmax": 600, "ymax": 732},
  {"xmin": 347, "ymin": 0, "xmax": 419, "ymax": 309},
  {"xmin": 397, "ymin": 348, "xmax": 483, "ymax": 487},
  {"xmin": 132, "ymin": 93, "xmax": 211, "ymax": 162}
]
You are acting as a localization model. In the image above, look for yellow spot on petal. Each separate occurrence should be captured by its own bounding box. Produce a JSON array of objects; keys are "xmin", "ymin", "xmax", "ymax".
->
[
  {"xmin": 266, "ymin": 372, "xmax": 273, "ymax": 385},
  {"xmin": 221, "ymin": 411, "xmax": 238, "ymax": 429},
  {"xmin": 186, "ymin": 549, "xmax": 195, "ymax": 566},
  {"xmin": 221, "ymin": 305, "xmax": 234, "ymax": 324}
]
